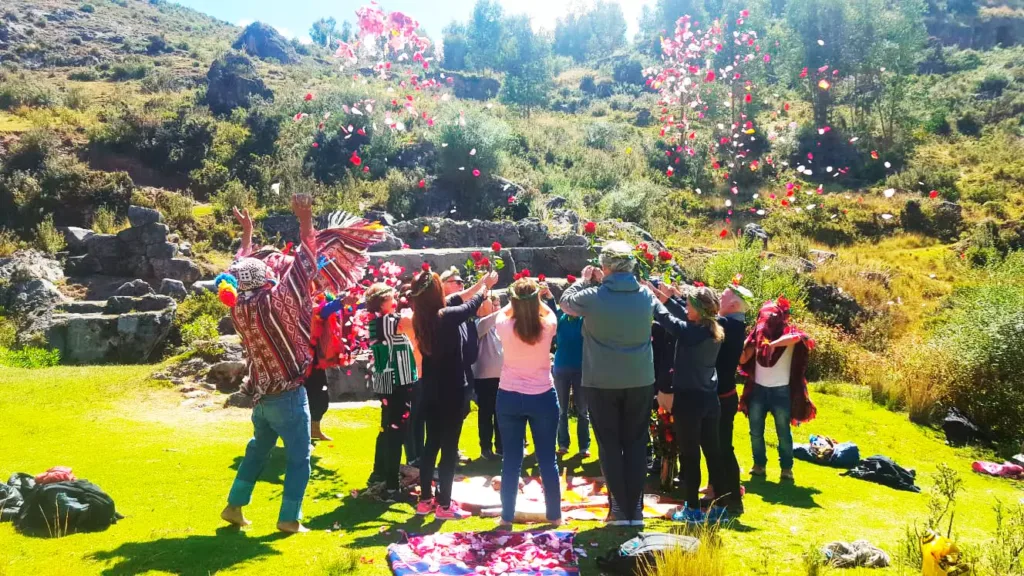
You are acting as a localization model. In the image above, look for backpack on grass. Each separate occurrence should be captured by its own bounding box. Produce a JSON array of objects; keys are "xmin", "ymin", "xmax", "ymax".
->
[{"xmin": 595, "ymin": 532, "xmax": 700, "ymax": 575}]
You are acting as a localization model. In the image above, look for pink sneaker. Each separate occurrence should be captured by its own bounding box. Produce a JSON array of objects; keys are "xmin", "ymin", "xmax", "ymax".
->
[
  {"xmin": 415, "ymin": 499, "xmax": 434, "ymax": 515},
  {"xmin": 435, "ymin": 503, "xmax": 471, "ymax": 520}
]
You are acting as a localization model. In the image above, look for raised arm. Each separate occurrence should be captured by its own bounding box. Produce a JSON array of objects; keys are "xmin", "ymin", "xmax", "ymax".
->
[
  {"xmin": 560, "ymin": 266, "xmax": 603, "ymax": 317},
  {"xmin": 476, "ymin": 309, "xmax": 500, "ymax": 337},
  {"xmin": 273, "ymin": 194, "xmax": 318, "ymax": 298},
  {"xmin": 233, "ymin": 207, "xmax": 254, "ymax": 260},
  {"xmin": 769, "ymin": 333, "xmax": 802, "ymax": 349}
]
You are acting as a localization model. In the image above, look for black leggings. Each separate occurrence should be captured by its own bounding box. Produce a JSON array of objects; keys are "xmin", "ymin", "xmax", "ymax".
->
[
  {"xmin": 419, "ymin": 385, "xmax": 467, "ymax": 508},
  {"xmin": 674, "ymin": 390, "xmax": 725, "ymax": 509},
  {"xmin": 304, "ymin": 369, "xmax": 330, "ymax": 422},
  {"xmin": 718, "ymin": 392, "xmax": 742, "ymax": 503},
  {"xmin": 474, "ymin": 378, "xmax": 502, "ymax": 453},
  {"xmin": 372, "ymin": 387, "xmax": 412, "ymax": 490}
]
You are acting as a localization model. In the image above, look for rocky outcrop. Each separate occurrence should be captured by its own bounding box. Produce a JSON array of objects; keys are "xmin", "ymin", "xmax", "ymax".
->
[
  {"xmin": 204, "ymin": 51, "xmax": 274, "ymax": 116},
  {"xmin": 207, "ymin": 360, "xmax": 246, "ymax": 393},
  {"xmin": 807, "ymin": 283, "xmax": 864, "ymax": 332},
  {"xmin": 0, "ymin": 250, "xmax": 66, "ymax": 344},
  {"xmin": 66, "ymin": 206, "xmax": 201, "ymax": 284},
  {"xmin": 59, "ymin": 227, "xmax": 95, "ymax": 254},
  {"xmin": 231, "ymin": 22, "xmax": 296, "ymax": 64},
  {"xmin": 46, "ymin": 295, "xmax": 176, "ymax": 364},
  {"xmin": 159, "ymin": 279, "xmax": 187, "ymax": 301},
  {"xmin": 115, "ymin": 279, "xmax": 154, "ymax": 297}
]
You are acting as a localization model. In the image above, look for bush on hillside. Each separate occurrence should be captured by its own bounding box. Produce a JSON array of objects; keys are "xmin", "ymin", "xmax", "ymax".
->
[
  {"xmin": 109, "ymin": 59, "xmax": 151, "ymax": 81},
  {"xmin": 0, "ymin": 76, "xmax": 58, "ymax": 110},
  {"xmin": 598, "ymin": 181, "xmax": 657, "ymax": 229},
  {"xmin": 92, "ymin": 105, "xmax": 215, "ymax": 182},
  {"xmin": 428, "ymin": 108, "xmax": 512, "ymax": 215},
  {"xmin": 927, "ymin": 258, "xmax": 1024, "ymax": 445},
  {"xmin": 33, "ymin": 216, "xmax": 65, "ymax": 255},
  {"xmin": 698, "ymin": 248, "xmax": 808, "ymax": 323}
]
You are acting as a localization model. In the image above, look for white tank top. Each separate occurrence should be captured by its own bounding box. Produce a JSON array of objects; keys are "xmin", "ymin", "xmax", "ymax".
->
[{"xmin": 754, "ymin": 346, "xmax": 794, "ymax": 388}]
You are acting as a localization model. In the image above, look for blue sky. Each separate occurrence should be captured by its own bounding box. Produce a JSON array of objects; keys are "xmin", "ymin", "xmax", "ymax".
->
[{"xmin": 174, "ymin": 0, "xmax": 652, "ymax": 44}]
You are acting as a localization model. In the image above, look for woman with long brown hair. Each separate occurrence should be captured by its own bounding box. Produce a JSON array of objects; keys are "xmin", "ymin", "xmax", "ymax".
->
[
  {"xmin": 488, "ymin": 277, "xmax": 561, "ymax": 527},
  {"xmin": 646, "ymin": 282, "xmax": 732, "ymax": 523},
  {"xmin": 406, "ymin": 267, "xmax": 498, "ymax": 520}
]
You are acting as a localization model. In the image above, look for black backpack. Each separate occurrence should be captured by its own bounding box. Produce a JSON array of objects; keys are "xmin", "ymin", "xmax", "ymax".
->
[
  {"xmin": 596, "ymin": 532, "xmax": 700, "ymax": 575},
  {"xmin": 15, "ymin": 480, "xmax": 122, "ymax": 536}
]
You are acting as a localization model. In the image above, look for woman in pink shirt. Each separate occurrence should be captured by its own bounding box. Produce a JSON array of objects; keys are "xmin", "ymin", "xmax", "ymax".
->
[{"xmin": 489, "ymin": 277, "xmax": 561, "ymax": 527}]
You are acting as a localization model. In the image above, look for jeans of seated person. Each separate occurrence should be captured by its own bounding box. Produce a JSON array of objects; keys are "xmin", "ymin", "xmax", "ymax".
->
[
  {"xmin": 584, "ymin": 385, "xmax": 653, "ymax": 522},
  {"xmin": 496, "ymin": 388, "xmax": 562, "ymax": 523},
  {"xmin": 553, "ymin": 369, "xmax": 590, "ymax": 452},
  {"xmin": 228, "ymin": 386, "xmax": 312, "ymax": 522},
  {"xmin": 747, "ymin": 384, "xmax": 794, "ymax": 470}
]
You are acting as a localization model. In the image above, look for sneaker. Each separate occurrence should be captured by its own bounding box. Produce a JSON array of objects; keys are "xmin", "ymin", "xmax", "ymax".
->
[
  {"xmin": 481, "ymin": 450, "xmax": 501, "ymax": 462},
  {"xmin": 556, "ymin": 447, "xmax": 569, "ymax": 456},
  {"xmin": 672, "ymin": 505, "xmax": 707, "ymax": 524},
  {"xmin": 415, "ymin": 499, "xmax": 434, "ymax": 515},
  {"xmin": 605, "ymin": 498, "xmax": 630, "ymax": 526},
  {"xmin": 750, "ymin": 466, "xmax": 767, "ymax": 477},
  {"xmin": 435, "ymin": 503, "xmax": 471, "ymax": 520},
  {"xmin": 705, "ymin": 506, "xmax": 730, "ymax": 523},
  {"xmin": 580, "ymin": 449, "xmax": 591, "ymax": 458},
  {"xmin": 780, "ymin": 469, "xmax": 795, "ymax": 482},
  {"xmin": 724, "ymin": 498, "xmax": 744, "ymax": 517}
]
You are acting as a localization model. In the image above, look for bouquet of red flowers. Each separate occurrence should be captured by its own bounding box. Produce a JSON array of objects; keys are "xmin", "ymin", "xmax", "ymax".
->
[
  {"xmin": 649, "ymin": 406, "xmax": 678, "ymax": 492},
  {"xmin": 464, "ymin": 242, "xmax": 506, "ymax": 282}
]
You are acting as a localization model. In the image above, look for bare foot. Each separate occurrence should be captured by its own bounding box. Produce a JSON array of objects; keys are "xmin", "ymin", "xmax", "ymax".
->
[
  {"xmin": 311, "ymin": 422, "xmax": 333, "ymax": 442},
  {"xmin": 221, "ymin": 506, "xmax": 251, "ymax": 527},
  {"xmin": 277, "ymin": 521, "xmax": 309, "ymax": 533}
]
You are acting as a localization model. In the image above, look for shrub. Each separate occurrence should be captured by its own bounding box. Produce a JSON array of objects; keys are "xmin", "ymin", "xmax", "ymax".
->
[
  {"xmin": 64, "ymin": 87, "xmax": 88, "ymax": 110},
  {"xmin": 0, "ymin": 229, "xmax": 21, "ymax": 257},
  {"xmin": 175, "ymin": 291, "xmax": 226, "ymax": 328},
  {"xmin": 79, "ymin": 4, "xmax": 95, "ymax": 13},
  {"xmin": 0, "ymin": 77, "xmax": 58, "ymax": 110},
  {"xmin": 67, "ymin": 70, "xmax": 98, "ymax": 81},
  {"xmin": 210, "ymin": 180, "xmax": 254, "ymax": 218},
  {"xmin": 956, "ymin": 112, "xmax": 982, "ymax": 136},
  {"xmin": 584, "ymin": 122, "xmax": 618, "ymax": 151},
  {"xmin": 428, "ymin": 107, "xmax": 511, "ymax": 215},
  {"xmin": 612, "ymin": 57, "xmax": 644, "ymax": 85},
  {"xmin": 92, "ymin": 206, "xmax": 127, "ymax": 234},
  {"xmin": 929, "ymin": 270, "xmax": 1024, "ymax": 444},
  {"xmin": 0, "ymin": 346, "xmax": 61, "ymax": 368},
  {"xmin": 180, "ymin": 315, "xmax": 222, "ymax": 358},
  {"xmin": 108, "ymin": 59, "xmax": 150, "ymax": 81},
  {"xmin": 140, "ymin": 68, "xmax": 183, "ymax": 93},
  {"xmin": 579, "ymin": 74, "xmax": 596, "ymax": 93},
  {"xmin": 32, "ymin": 216, "xmax": 65, "ymax": 255},
  {"xmin": 700, "ymin": 248, "xmax": 808, "ymax": 323},
  {"xmin": 598, "ymin": 181, "xmax": 657, "ymax": 229},
  {"xmin": 923, "ymin": 109, "xmax": 951, "ymax": 135},
  {"xmin": 146, "ymin": 35, "xmax": 171, "ymax": 55},
  {"xmin": 976, "ymin": 73, "xmax": 1010, "ymax": 99}
]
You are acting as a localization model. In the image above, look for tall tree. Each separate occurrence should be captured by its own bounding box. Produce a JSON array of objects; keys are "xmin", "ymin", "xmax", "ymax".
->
[
  {"xmin": 466, "ymin": 0, "xmax": 505, "ymax": 71},
  {"xmin": 309, "ymin": 17, "xmax": 339, "ymax": 48},
  {"xmin": 499, "ymin": 16, "xmax": 552, "ymax": 116},
  {"xmin": 442, "ymin": 22, "xmax": 470, "ymax": 70},
  {"xmin": 554, "ymin": 0, "xmax": 627, "ymax": 62}
]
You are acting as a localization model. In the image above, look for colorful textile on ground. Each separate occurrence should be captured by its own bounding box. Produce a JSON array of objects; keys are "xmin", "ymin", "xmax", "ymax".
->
[
  {"xmin": 233, "ymin": 238, "xmax": 318, "ymax": 403},
  {"xmin": 445, "ymin": 476, "xmax": 681, "ymax": 523},
  {"xmin": 387, "ymin": 530, "xmax": 579, "ymax": 576},
  {"xmin": 971, "ymin": 461, "xmax": 1024, "ymax": 480},
  {"xmin": 794, "ymin": 435, "xmax": 860, "ymax": 468},
  {"xmin": 739, "ymin": 299, "xmax": 816, "ymax": 424},
  {"xmin": 822, "ymin": 540, "xmax": 891, "ymax": 568},
  {"xmin": 369, "ymin": 313, "xmax": 417, "ymax": 394}
]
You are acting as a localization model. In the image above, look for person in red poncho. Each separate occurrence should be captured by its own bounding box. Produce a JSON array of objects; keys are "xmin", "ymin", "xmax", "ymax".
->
[{"xmin": 738, "ymin": 297, "xmax": 816, "ymax": 483}]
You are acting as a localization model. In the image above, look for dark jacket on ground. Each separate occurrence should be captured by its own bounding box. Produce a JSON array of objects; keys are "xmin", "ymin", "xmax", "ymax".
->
[
  {"xmin": 715, "ymin": 313, "xmax": 747, "ymax": 396},
  {"xmin": 652, "ymin": 297, "xmax": 722, "ymax": 395}
]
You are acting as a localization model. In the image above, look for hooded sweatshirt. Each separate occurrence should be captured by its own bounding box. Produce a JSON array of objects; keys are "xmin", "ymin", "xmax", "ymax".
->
[
  {"xmin": 559, "ymin": 272, "xmax": 660, "ymax": 389},
  {"xmin": 652, "ymin": 297, "xmax": 722, "ymax": 395}
]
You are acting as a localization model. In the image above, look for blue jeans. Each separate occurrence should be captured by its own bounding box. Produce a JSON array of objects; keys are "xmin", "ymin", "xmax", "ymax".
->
[
  {"xmin": 228, "ymin": 386, "xmax": 311, "ymax": 522},
  {"xmin": 496, "ymin": 388, "xmax": 561, "ymax": 523},
  {"xmin": 553, "ymin": 369, "xmax": 590, "ymax": 452},
  {"xmin": 747, "ymin": 385, "xmax": 794, "ymax": 470}
]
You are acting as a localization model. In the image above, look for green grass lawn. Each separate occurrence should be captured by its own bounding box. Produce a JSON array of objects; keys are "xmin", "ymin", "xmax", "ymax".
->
[{"xmin": 1, "ymin": 367, "xmax": 1021, "ymax": 575}]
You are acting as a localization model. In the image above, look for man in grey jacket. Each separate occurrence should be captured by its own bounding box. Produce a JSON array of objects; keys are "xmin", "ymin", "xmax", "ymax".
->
[{"xmin": 559, "ymin": 241, "xmax": 661, "ymax": 527}]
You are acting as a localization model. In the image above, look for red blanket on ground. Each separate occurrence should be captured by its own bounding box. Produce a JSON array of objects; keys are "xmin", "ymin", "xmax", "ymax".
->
[{"xmin": 387, "ymin": 530, "xmax": 579, "ymax": 576}]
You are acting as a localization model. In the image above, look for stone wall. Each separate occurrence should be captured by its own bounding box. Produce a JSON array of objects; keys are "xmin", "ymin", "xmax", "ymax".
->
[
  {"xmin": 65, "ymin": 206, "xmax": 201, "ymax": 284},
  {"xmin": 46, "ymin": 294, "xmax": 177, "ymax": 364}
]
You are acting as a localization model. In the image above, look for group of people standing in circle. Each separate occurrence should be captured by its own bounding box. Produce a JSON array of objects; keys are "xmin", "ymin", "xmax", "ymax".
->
[{"xmin": 216, "ymin": 196, "xmax": 814, "ymax": 533}]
